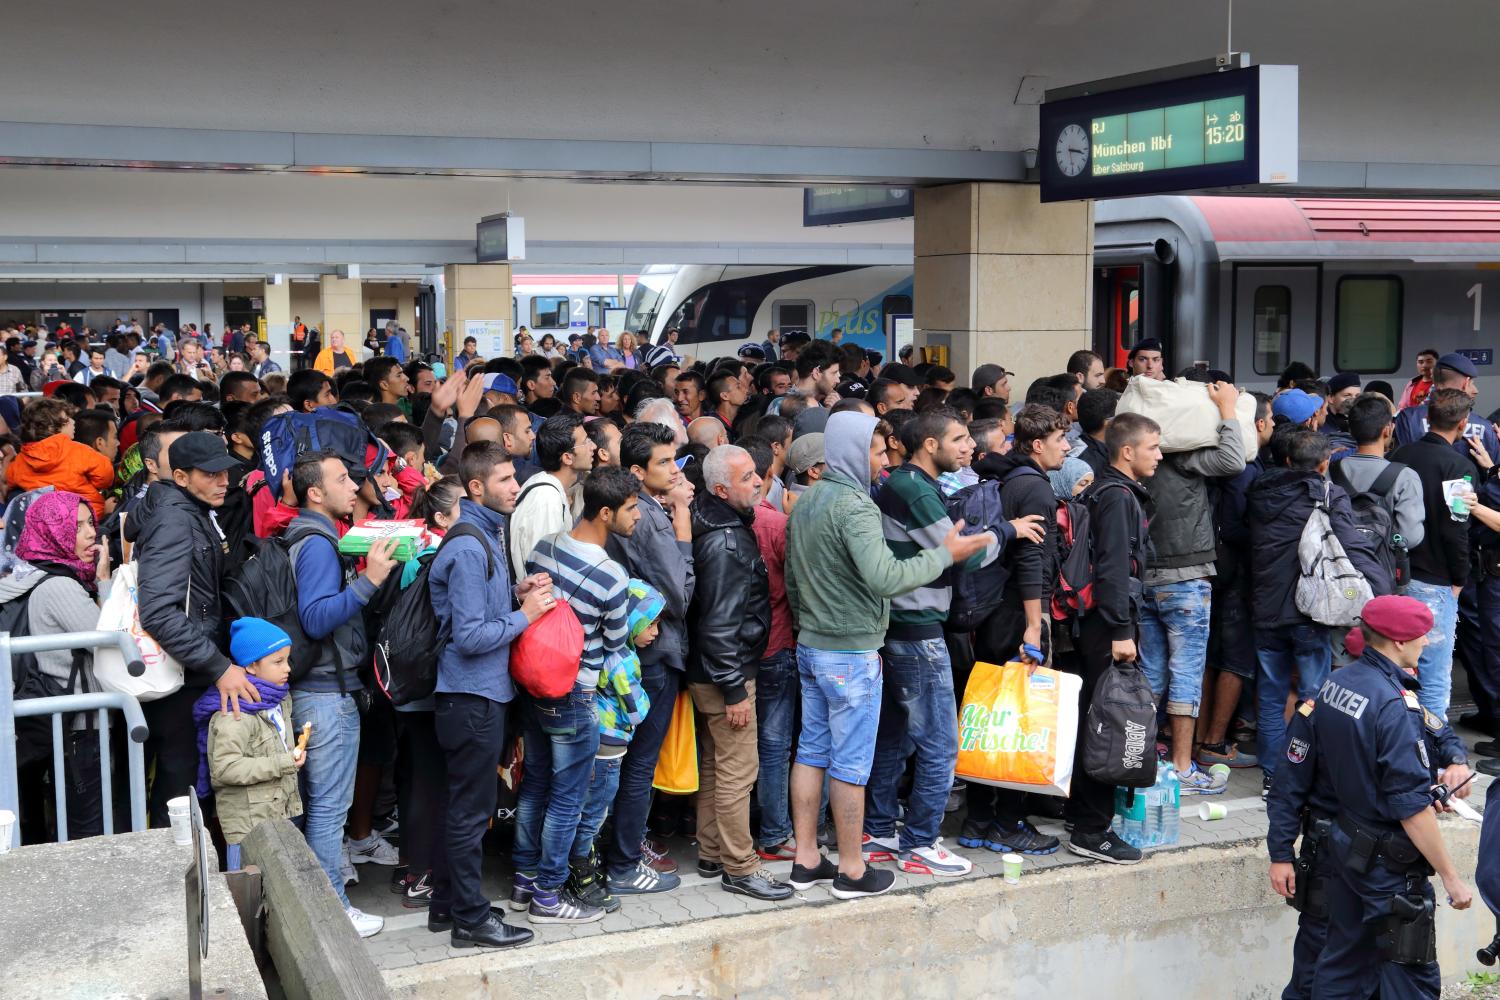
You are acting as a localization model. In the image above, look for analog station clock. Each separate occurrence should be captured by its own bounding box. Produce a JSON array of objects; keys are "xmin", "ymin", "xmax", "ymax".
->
[{"xmin": 1055, "ymin": 123, "xmax": 1090, "ymax": 177}]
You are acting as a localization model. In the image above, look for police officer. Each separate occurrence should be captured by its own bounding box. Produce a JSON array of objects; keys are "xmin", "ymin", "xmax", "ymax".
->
[
  {"xmin": 1303, "ymin": 595, "xmax": 1474, "ymax": 999},
  {"xmin": 1268, "ymin": 623, "xmax": 1473, "ymax": 1000}
]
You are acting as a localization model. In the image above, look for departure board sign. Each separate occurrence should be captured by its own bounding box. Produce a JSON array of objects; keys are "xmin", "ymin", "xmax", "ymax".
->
[
  {"xmin": 475, "ymin": 214, "xmax": 526, "ymax": 262},
  {"xmin": 1040, "ymin": 65, "xmax": 1296, "ymax": 202}
]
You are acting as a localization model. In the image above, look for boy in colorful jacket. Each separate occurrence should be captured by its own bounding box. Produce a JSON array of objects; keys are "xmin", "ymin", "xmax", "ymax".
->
[{"xmin": 568, "ymin": 579, "xmax": 664, "ymax": 907}]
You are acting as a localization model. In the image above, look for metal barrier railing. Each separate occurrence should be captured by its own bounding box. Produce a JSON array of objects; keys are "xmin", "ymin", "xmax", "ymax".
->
[{"xmin": 0, "ymin": 630, "xmax": 148, "ymax": 849}]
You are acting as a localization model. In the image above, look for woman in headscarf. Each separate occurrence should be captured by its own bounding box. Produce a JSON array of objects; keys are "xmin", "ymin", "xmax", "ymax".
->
[
  {"xmin": 0, "ymin": 490, "xmax": 110, "ymax": 839},
  {"xmin": 1048, "ymin": 455, "xmax": 1095, "ymax": 500}
]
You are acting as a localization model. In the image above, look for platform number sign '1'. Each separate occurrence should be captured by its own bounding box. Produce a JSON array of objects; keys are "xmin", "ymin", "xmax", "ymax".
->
[{"xmin": 1039, "ymin": 65, "xmax": 1298, "ymax": 202}]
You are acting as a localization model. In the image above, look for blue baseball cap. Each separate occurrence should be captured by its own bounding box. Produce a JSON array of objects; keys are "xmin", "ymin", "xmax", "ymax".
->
[
  {"xmin": 1272, "ymin": 388, "xmax": 1321, "ymax": 425},
  {"xmin": 1437, "ymin": 352, "xmax": 1478, "ymax": 379},
  {"xmin": 481, "ymin": 373, "xmax": 518, "ymax": 396}
]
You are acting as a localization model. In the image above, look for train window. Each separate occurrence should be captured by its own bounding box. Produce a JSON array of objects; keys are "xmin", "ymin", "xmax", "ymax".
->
[
  {"xmin": 1335, "ymin": 277, "xmax": 1403, "ymax": 373},
  {"xmin": 530, "ymin": 296, "xmax": 569, "ymax": 329},
  {"xmin": 774, "ymin": 299, "xmax": 813, "ymax": 336},
  {"xmin": 1252, "ymin": 285, "xmax": 1291, "ymax": 375},
  {"xmin": 587, "ymin": 295, "xmax": 619, "ymax": 327}
]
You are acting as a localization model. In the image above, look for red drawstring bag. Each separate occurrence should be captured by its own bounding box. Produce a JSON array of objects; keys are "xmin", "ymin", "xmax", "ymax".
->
[{"xmin": 510, "ymin": 601, "xmax": 585, "ymax": 698}]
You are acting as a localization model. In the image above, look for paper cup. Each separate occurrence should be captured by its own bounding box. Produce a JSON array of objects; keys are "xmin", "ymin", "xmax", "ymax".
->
[
  {"xmin": 166, "ymin": 795, "xmax": 190, "ymax": 815},
  {"xmin": 1208, "ymin": 763, "xmax": 1231, "ymax": 779},
  {"xmin": 0, "ymin": 808, "xmax": 15, "ymax": 853},
  {"xmin": 1002, "ymin": 853, "xmax": 1024, "ymax": 884},
  {"xmin": 166, "ymin": 796, "xmax": 193, "ymax": 845},
  {"xmin": 1198, "ymin": 802, "xmax": 1228, "ymax": 821}
]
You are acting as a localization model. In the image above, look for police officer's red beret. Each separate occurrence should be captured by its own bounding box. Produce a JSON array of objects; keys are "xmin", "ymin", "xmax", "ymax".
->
[{"xmin": 1360, "ymin": 595, "xmax": 1433, "ymax": 643}]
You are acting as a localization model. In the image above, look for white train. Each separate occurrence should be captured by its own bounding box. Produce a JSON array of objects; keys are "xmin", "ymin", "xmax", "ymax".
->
[{"xmin": 510, "ymin": 274, "xmax": 636, "ymax": 343}]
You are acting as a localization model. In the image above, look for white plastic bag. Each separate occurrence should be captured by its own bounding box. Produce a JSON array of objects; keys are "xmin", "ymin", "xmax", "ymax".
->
[
  {"xmin": 1116, "ymin": 376, "xmax": 1259, "ymax": 460},
  {"xmin": 93, "ymin": 561, "xmax": 185, "ymax": 702}
]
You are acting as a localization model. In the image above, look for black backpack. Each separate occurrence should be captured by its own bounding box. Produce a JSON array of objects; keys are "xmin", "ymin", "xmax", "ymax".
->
[
  {"xmin": 223, "ymin": 524, "xmax": 348, "ymax": 691},
  {"xmin": 2, "ymin": 569, "xmax": 91, "ymax": 768},
  {"xmin": 1081, "ymin": 660, "xmax": 1157, "ymax": 788},
  {"xmin": 1330, "ymin": 460, "xmax": 1409, "ymax": 594},
  {"xmin": 372, "ymin": 522, "xmax": 493, "ymax": 706}
]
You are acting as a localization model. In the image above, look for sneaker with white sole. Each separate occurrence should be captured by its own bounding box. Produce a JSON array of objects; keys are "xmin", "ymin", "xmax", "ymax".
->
[
  {"xmin": 346, "ymin": 832, "xmax": 401, "ymax": 866},
  {"xmin": 861, "ymin": 833, "xmax": 898, "ymax": 864},
  {"xmin": 403, "ymin": 871, "xmax": 433, "ymax": 908},
  {"xmin": 1067, "ymin": 829, "xmax": 1142, "ymax": 866},
  {"xmin": 608, "ymin": 859, "xmax": 680, "ymax": 895},
  {"xmin": 346, "ymin": 905, "xmax": 384, "ymax": 938},
  {"xmin": 1177, "ymin": 763, "xmax": 1228, "ymax": 796},
  {"xmin": 898, "ymin": 839, "xmax": 973, "ymax": 877},
  {"xmin": 527, "ymin": 888, "xmax": 605, "ymax": 925}
]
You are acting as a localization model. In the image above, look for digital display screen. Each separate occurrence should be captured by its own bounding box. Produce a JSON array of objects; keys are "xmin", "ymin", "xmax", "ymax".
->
[
  {"xmin": 476, "ymin": 217, "xmax": 509, "ymax": 263},
  {"xmin": 1089, "ymin": 96, "xmax": 1246, "ymax": 176},
  {"xmin": 1039, "ymin": 65, "xmax": 1297, "ymax": 202},
  {"xmin": 803, "ymin": 186, "xmax": 913, "ymax": 227}
]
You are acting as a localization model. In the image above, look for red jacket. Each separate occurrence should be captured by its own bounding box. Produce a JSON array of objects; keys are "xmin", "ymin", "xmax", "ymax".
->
[
  {"xmin": 752, "ymin": 498, "xmax": 795, "ymax": 657},
  {"xmin": 6, "ymin": 434, "xmax": 115, "ymax": 519}
]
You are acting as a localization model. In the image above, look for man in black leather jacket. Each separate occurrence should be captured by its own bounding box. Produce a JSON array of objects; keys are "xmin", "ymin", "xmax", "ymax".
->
[
  {"xmin": 131, "ymin": 432, "xmax": 258, "ymax": 823},
  {"xmin": 686, "ymin": 444, "xmax": 785, "ymax": 900}
]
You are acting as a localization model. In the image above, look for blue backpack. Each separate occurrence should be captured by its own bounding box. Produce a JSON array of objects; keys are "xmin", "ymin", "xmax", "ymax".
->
[
  {"xmin": 258, "ymin": 406, "xmax": 385, "ymax": 502},
  {"xmin": 944, "ymin": 480, "xmax": 1011, "ymax": 632}
]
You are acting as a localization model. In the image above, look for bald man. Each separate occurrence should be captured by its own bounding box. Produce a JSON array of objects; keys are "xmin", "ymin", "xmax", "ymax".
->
[
  {"xmin": 439, "ymin": 415, "xmax": 503, "ymax": 474},
  {"xmin": 687, "ymin": 416, "xmax": 729, "ymax": 450}
]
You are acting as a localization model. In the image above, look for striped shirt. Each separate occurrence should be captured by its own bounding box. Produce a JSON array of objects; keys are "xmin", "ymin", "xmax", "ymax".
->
[
  {"xmin": 877, "ymin": 464, "xmax": 995, "ymax": 638},
  {"xmin": 525, "ymin": 531, "xmax": 630, "ymax": 691}
]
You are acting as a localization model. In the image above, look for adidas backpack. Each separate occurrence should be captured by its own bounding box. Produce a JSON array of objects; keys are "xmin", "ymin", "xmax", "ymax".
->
[{"xmin": 1081, "ymin": 659, "xmax": 1158, "ymax": 788}]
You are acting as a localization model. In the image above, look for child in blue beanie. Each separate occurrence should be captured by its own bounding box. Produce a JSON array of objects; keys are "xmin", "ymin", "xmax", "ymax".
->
[{"xmin": 193, "ymin": 617, "xmax": 305, "ymax": 868}]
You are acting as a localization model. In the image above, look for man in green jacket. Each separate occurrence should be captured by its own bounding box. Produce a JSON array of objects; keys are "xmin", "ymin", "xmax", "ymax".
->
[{"xmin": 783, "ymin": 410, "xmax": 990, "ymax": 900}]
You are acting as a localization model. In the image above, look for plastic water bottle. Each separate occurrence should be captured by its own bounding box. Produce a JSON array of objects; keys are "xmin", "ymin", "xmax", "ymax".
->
[
  {"xmin": 1159, "ymin": 765, "xmax": 1181, "ymax": 846},
  {"xmin": 1142, "ymin": 778, "xmax": 1162, "ymax": 847},
  {"xmin": 1116, "ymin": 787, "xmax": 1144, "ymax": 847},
  {"xmin": 1450, "ymin": 474, "xmax": 1475, "ymax": 522}
]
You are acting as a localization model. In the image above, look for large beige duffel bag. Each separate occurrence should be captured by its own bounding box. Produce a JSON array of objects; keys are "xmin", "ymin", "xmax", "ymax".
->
[{"xmin": 1116, "ymin": 375, "xmax": 1259, "ymax": 460}]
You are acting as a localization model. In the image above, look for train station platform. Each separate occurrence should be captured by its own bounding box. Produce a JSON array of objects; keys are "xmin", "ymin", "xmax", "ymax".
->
[{"xmin": 356, "ymin": 743, "xmax": 1497, "ymax": 1000}]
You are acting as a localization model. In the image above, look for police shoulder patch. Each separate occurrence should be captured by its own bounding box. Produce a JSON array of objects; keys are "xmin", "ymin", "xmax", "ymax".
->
[
  {"xmin": 1287, "ymin": 737, "xmax": 1310, "ymax": 765},
  {"xmin": 1416, "ymin": 738, "xmax": 1431, "ymax": 770},
  {"xmin": 1422, "ymin": 708, "xmax": 1444, "ymax": 733}
]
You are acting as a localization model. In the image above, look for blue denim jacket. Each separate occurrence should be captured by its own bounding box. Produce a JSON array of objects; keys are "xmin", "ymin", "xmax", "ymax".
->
[{"xmin": 430, "ymin": 499, "xmax": 529, "ymax": 704}]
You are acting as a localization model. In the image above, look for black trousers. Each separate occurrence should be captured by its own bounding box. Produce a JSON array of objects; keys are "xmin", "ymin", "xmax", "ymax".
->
[
  {"xmin": 1065, "ymin": 616, "xmax": 1126, "ymax": 835},
  {"xmin": 395, "ymin": 710, "xmax": 446, "ymax": 874},
  {"xmin": 143, "ymin": 685, "xmax": 205, "ymax": 826},
  {"xmin": 431, "ymin": 693, "xmax": 505, "ymax": 929}
]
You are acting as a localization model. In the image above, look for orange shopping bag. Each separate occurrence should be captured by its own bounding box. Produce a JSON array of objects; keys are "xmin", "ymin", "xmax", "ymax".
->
[
  {"xmin": 955, "ymin": 660, "xmax": 1080, "ymax": 797},
  {"xmin": 652, "ymin": 691, "xmax": 699, "ymax": 794}
]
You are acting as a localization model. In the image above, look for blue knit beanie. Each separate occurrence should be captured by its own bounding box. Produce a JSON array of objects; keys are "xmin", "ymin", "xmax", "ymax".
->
[{"xmin": 230, "ymin": 617, "xmax": 292, "ymax": 668}]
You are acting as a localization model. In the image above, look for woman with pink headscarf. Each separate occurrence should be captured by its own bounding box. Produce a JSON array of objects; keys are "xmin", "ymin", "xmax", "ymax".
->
[{"xmin": 0, "ymin": 490, "xmax": 111, "ymax": 840}]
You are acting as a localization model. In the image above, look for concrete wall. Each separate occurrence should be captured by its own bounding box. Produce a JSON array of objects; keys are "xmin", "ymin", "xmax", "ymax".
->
[{"xmin": 385, "ymin": 828, "xmax": 1492, "ymax": 1000}]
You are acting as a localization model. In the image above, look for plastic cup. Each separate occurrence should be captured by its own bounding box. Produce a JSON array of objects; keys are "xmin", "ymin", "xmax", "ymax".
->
[
  {"xmin": 1198, "ymin": 802, "xmax": 1228, "ymax": 821},
  {"xmin": 166, "ymin": 796, "xmax": 193, "ymax": 846},
  {"xmin": 1208, "ymin": 763, "xmax": 1231, "ymax": 780},
  {"xmin": 1002, "ymin": 853, "xmax": 1024, "ymax": 884},
  {"xmin": 0, "ymin": 808, "xmax": 15, "ymax": 853}
]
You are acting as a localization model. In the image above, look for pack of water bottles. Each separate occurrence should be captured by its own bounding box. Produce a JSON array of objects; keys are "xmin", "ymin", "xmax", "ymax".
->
[{"xmin": 1112, "ymin": 762, "xmax": 1181, "ymax": 849}]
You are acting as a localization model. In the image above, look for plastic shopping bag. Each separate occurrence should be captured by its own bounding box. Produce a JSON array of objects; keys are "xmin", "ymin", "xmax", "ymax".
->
[
  {"xmin": 652, "ymin": 691, "xmax": 699, "ymax": 794},
  {"xmin": 510, "ymin": 602, "xmax": 585, "ymax": 699},
  {"xmin": 955, "ymin": 660, "xmax": 1080, "ymax": 797},
  {"xmin": 92, "ymin": 561, "xmax": 185, "ymax": 702}
]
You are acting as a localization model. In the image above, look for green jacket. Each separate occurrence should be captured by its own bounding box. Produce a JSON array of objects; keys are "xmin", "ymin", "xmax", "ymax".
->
[
  {"xmin": 785, "ymin": 468, "xmax": 953, "ymax": 651},
  {"xmin": 208, "ymin": 697, "xmax": 302, "ymax": 845}
]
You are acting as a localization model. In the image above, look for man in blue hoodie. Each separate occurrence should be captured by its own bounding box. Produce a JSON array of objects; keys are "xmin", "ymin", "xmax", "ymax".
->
[
  {"xmin": 428, "ymin": 441, "xmax": 552, "ymax": 950},
  {"xmin": 284, "ymin": 450, "xmax": 399, "ymax": 939}
]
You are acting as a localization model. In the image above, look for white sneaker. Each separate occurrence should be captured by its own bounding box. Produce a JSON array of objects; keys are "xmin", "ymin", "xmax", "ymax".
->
[
  {"xmin": 346, "ymin": 905, "xmax": 384, "ymax": 939},
  {"xmin": 898, "ymin": 838, "xmax": 973, "ymax": 877},
  {"xmin": 340, "ymin": 841, "xmax": 359, "ymax": 886},
  {"xmin": 346, "ymin": 832, "xmax": 401, "ymax": 866}
]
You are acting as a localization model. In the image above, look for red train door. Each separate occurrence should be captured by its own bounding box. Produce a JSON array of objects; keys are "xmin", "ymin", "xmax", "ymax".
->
[{"xmin": 1093, "ymin": 265, "xmax": 1141, "ymax": 369}]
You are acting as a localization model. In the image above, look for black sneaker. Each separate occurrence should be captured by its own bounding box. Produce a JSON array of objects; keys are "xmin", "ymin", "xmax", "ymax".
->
[
  {"xmin": 788, "ymin": 855, "xmax": 839, "ymax": 890},
  {"xmin": 403, "ymin": 871, "xmax": 434, "ymax": 908},
  {"xmin": 568, "ymin": 854, "xmax": 621, "ymax": 914},
  {"xmin": 984, "ymin": 820, "xmax": 1060, "ymax": 856},
  {"xmin": 697, "ymin": 858, "xmax": 725, "ymax": 878},
  {"xmin": 722, "ymin": 868, "xmax": 794, "ymax": 901},
  {"xmin": 956, "ymin": 819, "xmax": 987, "ymax": 849},
  {"xmin": 1262, "ymin": 774, "xmax": 1274, "ymax": 801},
  {"xmin": 1067, "ymin": 829, "xmax": 1142, "ymax": 865},
  {"xmin": 527, "ymin": 888, "xmax": 605, "ymax": 925},
  {"xmin": 830, "ymin": 866, "xmax": 897, "ymax": 900}
]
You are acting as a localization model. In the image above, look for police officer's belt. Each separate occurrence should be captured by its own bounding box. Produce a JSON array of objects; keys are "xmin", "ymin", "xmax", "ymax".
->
[{"xmin": 1337, "ymin": 813, "xmax": 1423, "ymax": 868}]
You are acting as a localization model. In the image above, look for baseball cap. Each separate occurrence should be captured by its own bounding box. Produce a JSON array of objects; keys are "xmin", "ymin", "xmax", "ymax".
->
[
  {"xmin": 1271, "ymin": 388, "xmax": 1321, "ymax": 425},
  {"xmin": 971, "ymin": 363, "xmax": 1011, "ymax": 390},
  {"xmin": 481, "ymin": 373, "xmax": 518, "ymax": 396},
  {"xmin": 878, "ymin": 362, "xmax": 923, "ymax": 388},
  {"xmin": 836, "ymin": 378, "xmax": 869, "ymax": 399},
  {"xmin": 786, "ymin": 433, "xmax": 826, "ymax": 475},
  {"xmin": 169, "ymin": 431, "xmax": 239, "ymax": 474},
  {"xmin": 1437, "ymin": 352, "xmax": 1479, "ymax": 380}
]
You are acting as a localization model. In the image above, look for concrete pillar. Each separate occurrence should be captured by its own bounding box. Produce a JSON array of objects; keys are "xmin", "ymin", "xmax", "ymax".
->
[
  {"xmin": 914, "ymin": 183, "xmax": 1092, "ymax": 399},
  {"xmin": 262, "ymin": 278, "xmax": 292, "ymax": 367},
  {"xmin": 318, "ymin": 275, "xmax": 363, "ymax": 359},
  {"xmin": 442, "ymin": 263, "xmax": 511, "ymax": 363}
]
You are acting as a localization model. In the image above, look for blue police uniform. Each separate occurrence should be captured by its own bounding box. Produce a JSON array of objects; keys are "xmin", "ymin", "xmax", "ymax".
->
[
  {"xmin": 1308, "ymin": 647, "xmax": 1446, "ymax": 1000},
  {"xmin": 1480, "ymin": 792, "xmax": 1500, "ymax": 917},
  {"xmin": 1269, "ymin": 686, "xmax": 1466, "ymax": 1000}
]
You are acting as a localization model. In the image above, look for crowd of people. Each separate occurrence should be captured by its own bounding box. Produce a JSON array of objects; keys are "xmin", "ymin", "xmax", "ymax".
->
[{"xmin": 0, "ymin": 315, "xmax": 1495, "ymax": 967}]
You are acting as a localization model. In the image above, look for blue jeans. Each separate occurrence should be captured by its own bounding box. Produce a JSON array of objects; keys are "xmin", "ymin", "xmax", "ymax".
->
[
  {"xmin": 605, "ymin": 665, "xmax": 678, "ymax": 877},
  {"xmin": 864, "ymin": 637, "xmax": 957, "ymax": 851},
  {"xmin": 572, "ymin": 752, "xmax": 623, "ymax": 861},
  {"xmin": 513, "ymin": 688, "xmax": 600, "ymax": 891},
  {"xmin": 794, "ymin": 645, "xmax": 882, "ymax": 787},
  {"xmin": 1254, "ymin": 623, "xmax": 1330, "ymax": 779},
  {"xmin": 292, "ymin": 691, "xmax": 362, "ymax": 907},
  {"xmin": 754, "ymin": 649, "xmax": 798, "ymax": 847},
  {"xmin": 1406, "ymin": 578, "xmax": 1459, "ymax": 719},
  {"xmin": 1138, "ymin": 578, "xmax": 1212, "ymax": 717}
]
